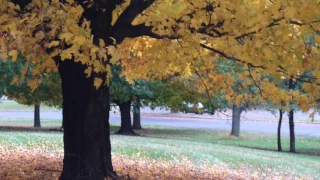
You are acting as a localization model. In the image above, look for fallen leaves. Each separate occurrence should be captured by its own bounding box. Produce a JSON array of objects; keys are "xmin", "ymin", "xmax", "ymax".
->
[
  {"xmin": 0, "ymin": 147, "xmax": 314, "ymax": 180},
  {"xmin": 0, "ymin": 148, "xmax": 232, "ymax": 180},
  {"xmin": 112, "ymin": 154, "xmax": 238, "ymax": 180},
  {"xmin": 0, "ymin": 147, "xmax": 62, "ymax": 180}
]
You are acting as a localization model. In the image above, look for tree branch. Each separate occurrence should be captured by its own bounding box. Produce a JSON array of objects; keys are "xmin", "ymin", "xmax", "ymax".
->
[
  {"xmin": 247, "ymin": 64, "xmax": 266, "ymax": 99},
  {"xmin": 11, "ymin": 0, "xmax": 31, "ymax": 9},
  {"xmin": 199, "ymin": 43, "xmax": 266, "ymax": 69},
  {"xmin": 113, "ymin": 23, "xmax": 179, "ymax": 42},
  {"xmin": 112, "ymin": 0, "xmax": 156, "ymax": 42}
]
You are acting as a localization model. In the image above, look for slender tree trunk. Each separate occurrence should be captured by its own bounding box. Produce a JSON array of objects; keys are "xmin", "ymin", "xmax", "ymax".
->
[
  {"xmin": 116, "ymin": 101, "xmax": 136, "ymax": 135},
  {"xmin": 277, "ymin": 109, "xmax": 283, "ymax": 151},
  {"xmin": 230, "ymin": 105, "xmax": 243, "ymax": 137},
  {"xmin": 288, "ymin": 109, "xmax": 296, "ymax": 153},
  {"xmin": 58, "ymin": 61, "xmax": 114, "ymax": 180},
  {"xmin": 171, "ymin": 108, "xmax": 179, "ymax": 113},
  {"xmin": 288, "ymin": 78, "xmax": 296, "ymax": 153},
  {"xmin": 133, "ymin": 98, "xmax": 142, "ymax": 129},
  {"xmin": 34, "ymin": 104, "xmax": 41, "ymax": 128}
]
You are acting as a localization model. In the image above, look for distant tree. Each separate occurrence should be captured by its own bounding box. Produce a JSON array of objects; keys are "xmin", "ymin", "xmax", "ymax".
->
[
  {"xmin": 148, "ymin": 76, "xmax": 204, "ymax": 112},
  {"xmin": 0, "ymin": 57, "xmax": 62, "ymax": 127},
  {"xmin": 110, "ymin": 65, "xmax": 157, "ymax": 134},
  {"xmin": 210, "ymin": 59, "xmax": 259, "ymax": 137},
  {"xmin": 132, "ymin": 97, "xmax": 142, "ymax": 129}
]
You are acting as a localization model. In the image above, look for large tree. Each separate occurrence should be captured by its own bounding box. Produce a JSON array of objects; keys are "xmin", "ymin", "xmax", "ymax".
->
[
  {"xmin": 1, "ymin": 1, "xmax": 320, "ymax": 179},
  {"xmin": 0, "ymin": 1, "xmax": 161, "ymax": 179}
]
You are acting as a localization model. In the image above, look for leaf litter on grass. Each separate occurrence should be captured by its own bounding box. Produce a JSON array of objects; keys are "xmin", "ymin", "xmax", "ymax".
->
[{"xmin": 0, "ymin": 147, "xmax": 313, "ymax": 180}]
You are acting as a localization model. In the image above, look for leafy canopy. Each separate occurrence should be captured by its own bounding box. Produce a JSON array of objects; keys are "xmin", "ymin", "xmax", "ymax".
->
[
  {"xmin": 120, "ymin": 0, "xmax": 320, "ymax": 111},
  {"xmin": 1, "ymin": 0, "xmax": 320, "ymax": 111}
]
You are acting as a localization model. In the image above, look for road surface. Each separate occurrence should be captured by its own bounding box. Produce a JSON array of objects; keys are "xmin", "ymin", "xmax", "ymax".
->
[{"xmin": 0, "ymin": 110, "xmax": 319, "ymax": 136}]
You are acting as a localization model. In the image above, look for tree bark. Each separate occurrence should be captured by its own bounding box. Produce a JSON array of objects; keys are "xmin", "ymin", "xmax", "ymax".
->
[
  {"xmin": 57, "ymin": 2, "xmax": 117, "ymax": 179},
  {"xmin": 288, "ymin": 78, "xmax": 296, "ymax": 153},
  {"xmin": 133, "ymin": 98, "xmax": 142, "ymax": 129},
  {"xmin": 58, "ymin": 61, "xmax": 114, "ymax": 180},
  {"xmin": 277, "ymin": 109, "xmax": 283, "ymax": 151},
  {"xmin": 288, "ymin": 109, "xmax": 296, "ymax": 153},
  {"xmin": 34, "ymin": 104, "xmax": 41, "ymax": 128},
  {"xmin": 116, "ymin": 100, "xmax": 136, "ymax": 135},
  {"xmin": 230, "ymin": 105, "xmax": 243, "ymax": 137}
]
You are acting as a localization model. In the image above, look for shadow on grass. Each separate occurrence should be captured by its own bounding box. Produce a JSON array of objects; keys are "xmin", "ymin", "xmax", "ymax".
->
[
  {"xmin": 134, "ymin": 127, "xmax": 320, "ymax": 157},
  {"xmin": 224, "ymin": 144, "xmax": 320, "ymax": 156},
  {"xmin": 0, "ymin": 126, "xmax": 63, "ymax": 132},
  {"xmin": 1, "ymin": 125, "xmax": 319, "ymax": 157}
]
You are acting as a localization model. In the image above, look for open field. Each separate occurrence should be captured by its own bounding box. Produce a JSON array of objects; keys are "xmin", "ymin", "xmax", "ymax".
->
[
  {"xmin": 0, "ymin": 123, "xmax": 319, "ymax": 179},
  {"xmin": 0, "ymin": 117, "xmax": 319, "ymax": 154},
  {"xmin": 0, "ymin": 100, "xmax": 59, "ymax": 111}
]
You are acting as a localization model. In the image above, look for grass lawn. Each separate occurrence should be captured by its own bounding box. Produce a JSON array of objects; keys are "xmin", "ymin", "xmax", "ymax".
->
[
  {"xmin": 0, "ymin": 100, "xmax": 59, "ymax": 111},
  {"xmin": 0, "ymin": 117, "xmax": 62, "ymax": 127},
  {"xmin": 0, "ymin": 118, "xmax": 319, "ymax": 179}
]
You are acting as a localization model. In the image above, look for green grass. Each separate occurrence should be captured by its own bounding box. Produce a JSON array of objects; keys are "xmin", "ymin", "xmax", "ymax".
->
[
  {"xmin": 0, "ymin": 123, "xmax": 319, "ymax": 178},
  {"xmin": 0, "ymin": 117, "xmax": 319, "ymax": 155},
  {"xmin": 0, "ymin": 117, "xmax": 62, "ymax": 127},
  {"xmin": 0, "ymin": 100, "xmax": 59, "ymax": 111},
  {"xmin": 136, "ymin": 126, "xmax": 320, "ymax": 156}
]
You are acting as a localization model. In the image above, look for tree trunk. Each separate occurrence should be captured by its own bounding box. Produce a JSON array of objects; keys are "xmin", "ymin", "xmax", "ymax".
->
[
  {"xmin": 288, "ymin": 109, "xmax": 296, "ymax": 153},
  {"xmin": 230, "ymin": 105, "xmax": 243, "ymax": 137},
  {"xmin": 288, "ymin": 78, "xmax": 296, "ymax": 153},
  {"xmin": 57, "ymin": 2, "xmax": 117, "ymax": 179},
  {"xmin": 58, "ymin": 61, "xmax": 115, "ymax": 180},
  {"xmin": 277, "ymin": 109, "xmax": 283, "ymax": 151},
  {"xmin": 34, "ymin": 104, "xmax": 41, "ymax": 128},
  {"xmin": 171, "ymin": 109, "xmax": 179, "ymax": 113},
  {"xmin": 116, "ymin": 101, "xmax": 136, "ymax": 135},
  {"xmin": 133, "ymin": 98, "xmax": 142, "ymax": 129}
]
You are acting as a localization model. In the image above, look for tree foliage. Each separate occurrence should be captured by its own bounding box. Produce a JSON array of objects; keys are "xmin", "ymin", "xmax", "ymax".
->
[
  {"xmin": 110, "ymin": 65, "xmax": 155, "ymax": 104},
  {"xmin": 0, "ymin": 56, "xmax": 61, "ymax": 107},
  {"xmin": 1, "ymin": 0, "xmax": 319, "ymax": 111},
  {"xmin": 121, "ymin": 0, "xmax": 320, "ymax": 112}
]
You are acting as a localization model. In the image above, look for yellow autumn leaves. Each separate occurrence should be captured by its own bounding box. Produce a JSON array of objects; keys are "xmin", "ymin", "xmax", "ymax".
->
[
  {"xmin": 1, "ymin": 0, "xmax": 320, "ymax": 110},
  {"xmin": 118, "ymin": 0, "xmax": 320, "ymax": 110},
  {"xmin": 0, "ymin": 0, "xmax": 120, "ymax": 90}
]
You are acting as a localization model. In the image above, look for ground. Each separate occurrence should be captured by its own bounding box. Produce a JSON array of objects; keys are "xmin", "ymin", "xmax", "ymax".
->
[
  {"xmin": 0, "ymin": 148, "xmax": 247, "ymax": 180},
  {"xmin": 0, "ymin": 126, "xmax": 319, "ymax": 179},
  {"xmin": 0, "ymin": 101, "xmax": 319, "ymax": 179}
]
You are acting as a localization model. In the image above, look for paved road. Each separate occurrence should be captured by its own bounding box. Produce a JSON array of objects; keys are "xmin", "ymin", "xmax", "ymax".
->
[{"xmin": 0, "ymin": 110, "xmax": 319, "ymax": 136}]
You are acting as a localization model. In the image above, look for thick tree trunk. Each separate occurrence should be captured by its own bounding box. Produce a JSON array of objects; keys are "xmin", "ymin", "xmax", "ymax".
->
[
  {"xmin": 277, "ymin": 109, "xmax": 283, "ymax": 151},
  {"xmin": 34, "ymin": 104, "xmax": 41, "ymax": 128},
  {"xmin": 133, "ymin": 98, "xmax": 142, "ymax": 129},
  {"xmin": 57, "ymin": 2, "xmax": 117, "ymax": 179},
  {"xmin": 116, "ymin": 101, "xmax": 136, "ymax": 135},
  {"xmin": 288, "ymin": 109, "xmax": 296, "ymax": 153},
  {"xmin": 58, "ymin": 61, "xmax": 114, "ymax": 180},
  {"xmin": 230, "ymin": 105, "xmax": 243, "ymax": 137}
]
